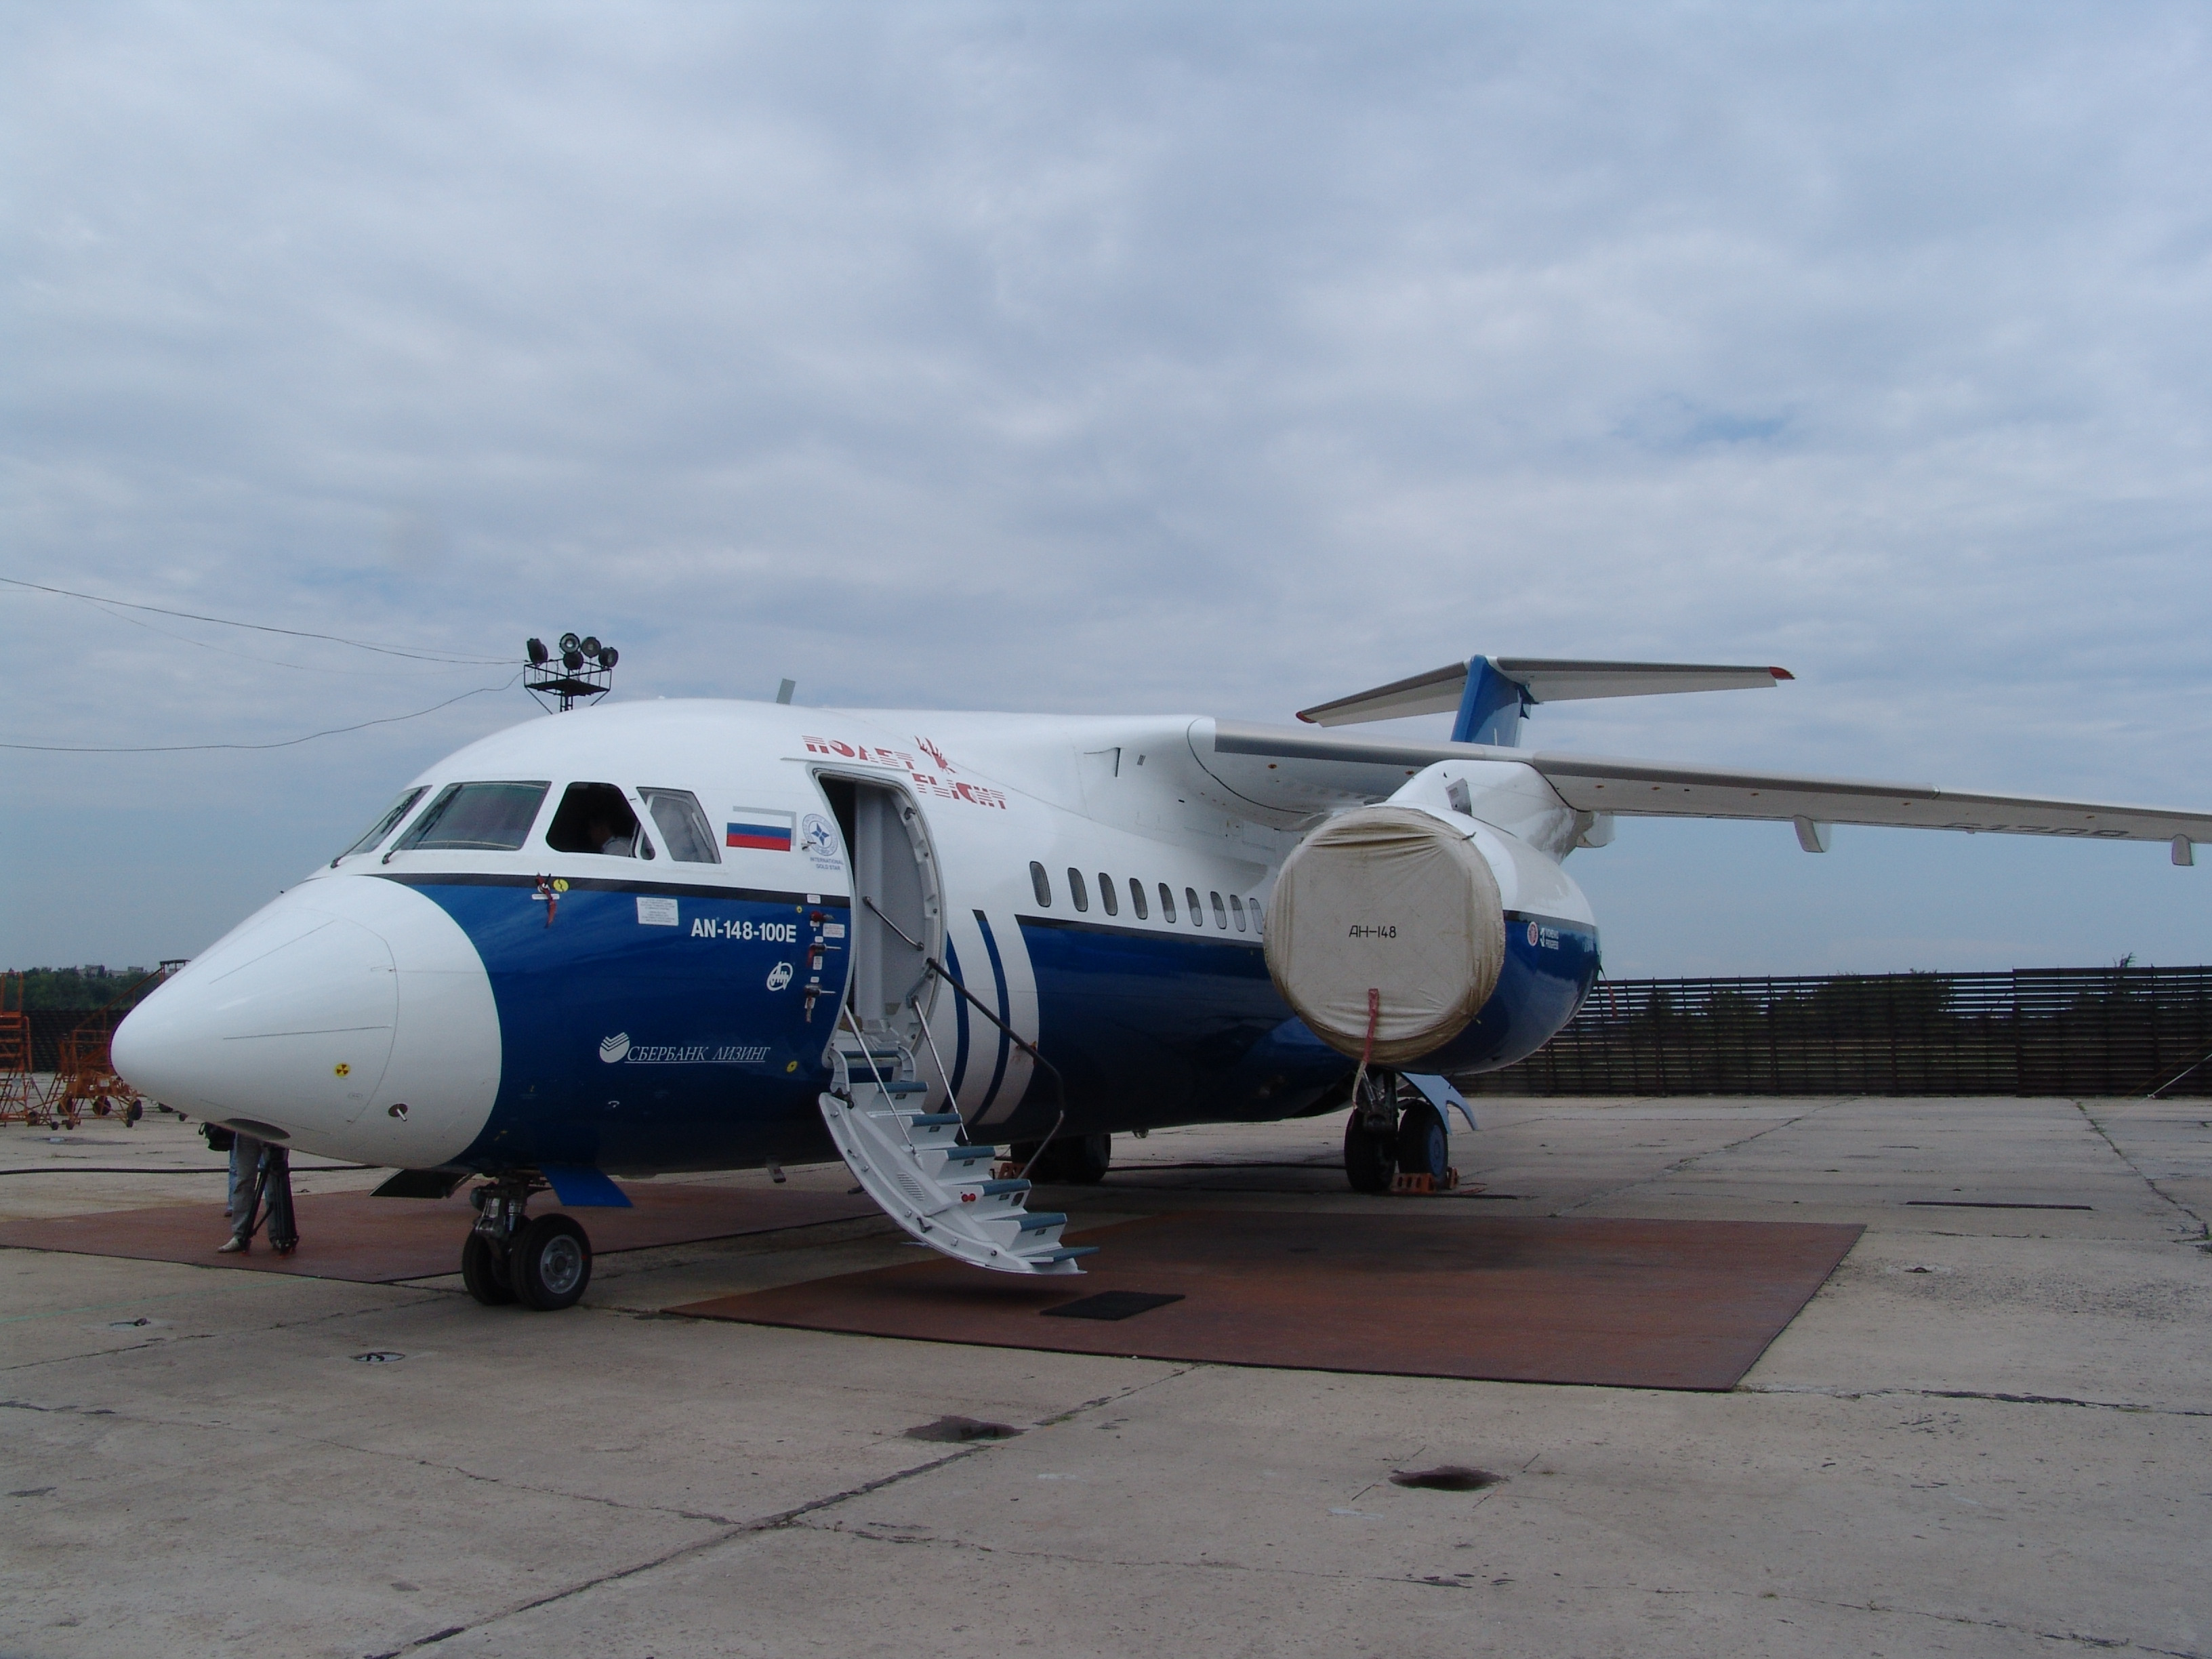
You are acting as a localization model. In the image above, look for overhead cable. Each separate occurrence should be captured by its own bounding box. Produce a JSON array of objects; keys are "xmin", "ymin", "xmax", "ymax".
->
[
  {"xmin": 0, "ymin": 575, "xmax": 512, "ymax": 665},
  {"xmin": 0, "ymin": 674, "xmax": 523, "ymax": 753}
]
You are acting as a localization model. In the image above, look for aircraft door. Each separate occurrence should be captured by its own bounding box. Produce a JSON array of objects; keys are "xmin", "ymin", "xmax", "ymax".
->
[{"xmin": 817, "ymin": 776, "xmax": 941, "ymax": 1038}]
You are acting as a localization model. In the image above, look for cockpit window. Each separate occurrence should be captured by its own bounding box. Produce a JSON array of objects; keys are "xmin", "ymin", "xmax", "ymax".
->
[
  {"xmin": 546, "ymin": 782, "xmax": 648, "ymax": 857},
  {"xmin": 640, "ymin": 789, "xmax": 718, "ymax": 863},
  {"xmin": 336, "ymin": 787, "xmax": 428, "ymax": 861},
  {"xmin": 392, "ymin": 782, "xmax": 550, "ymax": 853}
]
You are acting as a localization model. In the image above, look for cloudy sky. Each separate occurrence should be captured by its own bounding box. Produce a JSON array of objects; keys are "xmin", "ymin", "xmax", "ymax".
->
[{"xmin": 6, "ymin": 2, "xmax": 2210, "ymax": 976}]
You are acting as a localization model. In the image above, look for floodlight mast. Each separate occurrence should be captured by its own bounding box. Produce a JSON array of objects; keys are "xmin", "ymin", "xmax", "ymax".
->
[{"xmin": 522, "ymin": 632, "xmax": 619, "ymax": 713}]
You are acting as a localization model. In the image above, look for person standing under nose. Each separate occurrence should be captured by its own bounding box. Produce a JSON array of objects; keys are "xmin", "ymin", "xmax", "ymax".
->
[{"xmin": 218, "ymin": 1130, "xmax": 298, "ymax": 1256}]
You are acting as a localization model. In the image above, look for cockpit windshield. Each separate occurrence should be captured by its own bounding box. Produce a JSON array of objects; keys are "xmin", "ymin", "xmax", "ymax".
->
[
  {"xmin": 391, "ymin": 782, "xmax": 550, "ymax": 853},
  {"xmin": 335, "ymin": 787, "xmax": 428, "ymax": 862}
]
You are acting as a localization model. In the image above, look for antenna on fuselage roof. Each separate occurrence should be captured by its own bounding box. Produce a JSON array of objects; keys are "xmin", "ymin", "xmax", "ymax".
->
[
  {"xmin": 776, "ymin": 678, "xmax": 796, "ymax": 705},
  {"xmin": 523, "ymin": 632, "xmax": 619, "ymax": 713}
]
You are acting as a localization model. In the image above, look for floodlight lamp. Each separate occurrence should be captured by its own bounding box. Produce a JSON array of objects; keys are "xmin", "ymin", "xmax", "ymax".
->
[
  {"xmin": 579, "ymin": 636, "xmax": 601, "ymax": 657},
  {"xmin": 597, "ymin": 646, "xmax": 619, "ymax": 669},
  {"xmin": 526, "ymin": 637, "xmax": 549, "ymax": 665},
  {"xmin": 562, "ymin": 648, "xmax": 585, "ymax": 671},
  {"xmin": 559, "ymin": 632, "xmax": 582, "ymax": 654}
]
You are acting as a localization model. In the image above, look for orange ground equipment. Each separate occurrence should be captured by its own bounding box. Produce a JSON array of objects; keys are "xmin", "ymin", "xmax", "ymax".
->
[
  {"xmin": 28, "ymin": 964, "xmax": 182, "ymax": 1130},
  {"xmin": 0, "ymin": 972, "xmax": 41, "ymax": 1126}
]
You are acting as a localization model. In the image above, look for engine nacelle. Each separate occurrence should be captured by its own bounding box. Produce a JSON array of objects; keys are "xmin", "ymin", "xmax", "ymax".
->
[{"xmin": 1263, "ymin": 804, "xmax": 1507, "ymax": 1065}]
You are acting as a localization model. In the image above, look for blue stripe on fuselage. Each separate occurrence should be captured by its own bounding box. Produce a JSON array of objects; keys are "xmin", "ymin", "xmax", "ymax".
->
[
  {"xmin": 382, "ymin": 867, "xmax": 1595, "ymax": 1170},
  {"xmin": 1014, "ymin": 914, "xmax": 1311, "ymax": 1131},
  {"xmin": 1012, "ymin": 908, "xmax": 1599, "ymax": 1134},
  {"xmin": 377, "ymin": 873, "xmax": 847, "ymax": 1173}
]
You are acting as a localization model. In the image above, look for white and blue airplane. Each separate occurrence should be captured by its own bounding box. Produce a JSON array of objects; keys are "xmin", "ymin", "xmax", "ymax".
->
[{"xmin": 115, "ymin": 655, "xmax": 2210, "ymax": 1309}]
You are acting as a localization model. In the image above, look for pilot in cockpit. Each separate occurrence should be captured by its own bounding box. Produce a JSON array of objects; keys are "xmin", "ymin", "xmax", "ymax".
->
[
  {"xmin": 586, "ymin": 814, "xmax": 634, "ymax": 857},
  {"xmin": 548, "ymin": 782, "xmax": 646, "ymax": 857}
]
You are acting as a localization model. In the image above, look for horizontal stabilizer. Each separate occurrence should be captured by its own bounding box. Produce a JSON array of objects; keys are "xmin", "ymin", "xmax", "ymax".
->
[{"xmin": 1297, "ymin": 657, "xmax": 1791, "ymax": 729}]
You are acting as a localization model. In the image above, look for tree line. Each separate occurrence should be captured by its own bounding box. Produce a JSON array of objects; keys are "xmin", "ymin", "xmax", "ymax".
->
[{"xmin": 9, "ymin": 967, "xmax": 166, "ymax": 1010}]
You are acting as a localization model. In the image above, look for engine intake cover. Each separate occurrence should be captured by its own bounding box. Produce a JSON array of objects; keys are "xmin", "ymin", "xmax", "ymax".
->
[{"xmin": 1264, "ymin": 806, "xmax": 1506, "ymax": 1065}]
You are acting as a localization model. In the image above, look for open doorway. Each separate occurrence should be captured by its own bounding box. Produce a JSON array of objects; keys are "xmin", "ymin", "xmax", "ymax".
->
[{"xmin": 816, "ymin": 776, "xmax": 941, "ymax": 1043}]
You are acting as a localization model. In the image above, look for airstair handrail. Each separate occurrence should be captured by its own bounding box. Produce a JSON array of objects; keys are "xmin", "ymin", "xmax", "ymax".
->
[{"xmin": 860, "ymin": 895, "xmax": 1069, "ymax": 1172}]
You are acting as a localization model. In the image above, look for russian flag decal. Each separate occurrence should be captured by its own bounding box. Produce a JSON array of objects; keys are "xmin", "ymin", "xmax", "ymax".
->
[{"xmin": 726, "ymin": 810, "xmax": 796, "ymax": 852}]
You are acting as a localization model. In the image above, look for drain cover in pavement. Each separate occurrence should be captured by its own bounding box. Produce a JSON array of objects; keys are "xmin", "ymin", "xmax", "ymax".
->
[{"xmin": 1042, "ymin": 1290, "xmax": 1185, "ymax": 1322}]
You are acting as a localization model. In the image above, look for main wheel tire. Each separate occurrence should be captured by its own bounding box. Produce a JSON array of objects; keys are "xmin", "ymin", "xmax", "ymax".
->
[
  {"xmin": 1344, "ymin": 1111, "xmax": 1396, "ymax": 1193},
  {"xmin": 1062, "ymin": 1132, "xmax": 1111, "ymax": 1185},
  {"xmin": 461, "ymin": 1230, "xmax": 516, "ymax": 1306},
  {"xmin": 1396, "ymin": 1099, "xmax": 1450, "ymax": 1181},
  {"xmin": 511, "ymin": 1213, "xmax": 592, "ymax": 1311}
]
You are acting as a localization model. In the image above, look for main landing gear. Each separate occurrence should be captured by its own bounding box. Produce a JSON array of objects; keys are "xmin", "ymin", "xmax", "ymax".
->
[
  {"xmin": 1009, "ymin": 1132, "xmax": 1112, "ymax": 1185},
  {"xmin": 1343, "ymin": 1070, "xmax": 1452, "ymax": 1195},
  {"xmin": 461, "ymin": 1174, "xmax": 593, "ymax": 1311}
]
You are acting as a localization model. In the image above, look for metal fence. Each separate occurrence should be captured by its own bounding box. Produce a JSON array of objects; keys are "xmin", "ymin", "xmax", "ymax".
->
[{"xmin": 1462, "ymin": 967, "xmax": 2212, "ymax": 1097}]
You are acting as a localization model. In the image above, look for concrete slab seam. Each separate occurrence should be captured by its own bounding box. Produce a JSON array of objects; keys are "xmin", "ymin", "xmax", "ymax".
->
[
  {"xmin": 1549, "ymin": 1098, "xmax": 1850, "ymax": 1217},
  {"xmin": 2074, "ymin": 1099, "xmax": 2208, "ymax": 1234},
  {"xmin": 1740, "ymin": 1382, "xmax": 2212, "ymax": 1418},
  {"xmin": 358, "ymin": 1442, "xmax": 1000, "ymax": 1657}
]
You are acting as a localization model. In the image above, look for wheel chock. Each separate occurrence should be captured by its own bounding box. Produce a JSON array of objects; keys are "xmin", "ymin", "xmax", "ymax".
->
[{"xmin": 1389, "ymin": 1168, "xmax": 1462, "ymax": 1196}]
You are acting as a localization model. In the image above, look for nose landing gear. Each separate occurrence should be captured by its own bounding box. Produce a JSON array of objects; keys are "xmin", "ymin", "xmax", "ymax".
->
[{"xmin": 462, "ymin": 1175, "xmax": 594, "ymax": 1311}]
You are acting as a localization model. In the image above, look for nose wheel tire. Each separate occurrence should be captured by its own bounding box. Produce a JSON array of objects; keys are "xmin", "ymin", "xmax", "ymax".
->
[
  {"xmin": 460, "ymin": 1230, "xmax": 516, "ymax": 1306},
  {"xmin": 510, "ymin": 1213, "xmax": 592, "ymax": 1311}
]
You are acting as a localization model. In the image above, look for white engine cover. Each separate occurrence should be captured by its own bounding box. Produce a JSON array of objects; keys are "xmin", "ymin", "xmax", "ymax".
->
[{"xmin": 1263, "ymin": 804, "xmax": 1507, "ymax": 1065}]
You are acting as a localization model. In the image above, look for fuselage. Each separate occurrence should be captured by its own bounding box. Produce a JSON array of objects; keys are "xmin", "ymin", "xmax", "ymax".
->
[{"xmin": 115, "ymin": 699, "xmax": 1600, "ymax": 1174}]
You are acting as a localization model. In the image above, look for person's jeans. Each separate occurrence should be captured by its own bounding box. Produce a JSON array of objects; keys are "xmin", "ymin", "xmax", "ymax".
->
[
  {"xmin": 228, "ymin": 1134, "xmax": 265, "ymax": 1238},
  {"xmin": 259, "ymin": 1147, "xmax": 295, "ymax": 1250}
]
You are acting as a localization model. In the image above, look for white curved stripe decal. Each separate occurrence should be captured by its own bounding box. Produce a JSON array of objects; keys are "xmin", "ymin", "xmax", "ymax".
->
[
  {"xmin": 974, "ymin": 909, "xmax": 1038, "ymax": 1128},
  {"xmin": 928, "ymin": 910, "xmax": 987, "ymax": 1118}
]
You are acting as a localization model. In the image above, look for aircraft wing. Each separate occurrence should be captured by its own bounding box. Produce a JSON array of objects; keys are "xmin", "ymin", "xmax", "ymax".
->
[
  {"xmin": 1201, "ymin": 720, "xmax": 2212, "ymax": 850},
  {"xmin": 1531, "ymin": 752, "xmax": 2212, "ymax": 845}
]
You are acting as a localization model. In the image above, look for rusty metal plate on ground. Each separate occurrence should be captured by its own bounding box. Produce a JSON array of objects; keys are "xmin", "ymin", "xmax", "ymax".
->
[
  {"xmin": 673, "ymin": 1212, "xmax": 1863, "ymax": 1391},
  {"xmin": 0, "ymin": 1185, "xmax": 880, "ymax": 1284}
]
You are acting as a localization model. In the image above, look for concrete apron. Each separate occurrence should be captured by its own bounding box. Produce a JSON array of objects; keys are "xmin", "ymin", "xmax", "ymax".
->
[{"xmin": 1, "ymin": 1096, "xmax": 2207, "ymax": 1659}]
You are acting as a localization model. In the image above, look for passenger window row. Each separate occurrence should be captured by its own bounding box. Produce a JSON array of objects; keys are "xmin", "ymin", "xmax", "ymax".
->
[
  {"xmin": 1027, "ymin": 861, "xmax": 1262, "ymax": 935},
  {"xmin": 339, "ymin": 781, "xmax": 723, "ymax": 865}
]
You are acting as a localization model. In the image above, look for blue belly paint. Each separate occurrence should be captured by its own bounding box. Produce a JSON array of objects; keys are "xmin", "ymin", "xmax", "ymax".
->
[
  {"xmin": 381, "ymin": 874, "xmax": 1593, "ymax": 1172},
  {"xmin": 381, "ymin": 874, "xmax": 848, "ymax": 1174}
]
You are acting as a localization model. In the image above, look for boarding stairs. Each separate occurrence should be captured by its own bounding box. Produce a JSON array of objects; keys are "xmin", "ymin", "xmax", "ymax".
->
[{"xmin": 819, "ymin": 1026, "xmax": 1095, "ymax": 1276}]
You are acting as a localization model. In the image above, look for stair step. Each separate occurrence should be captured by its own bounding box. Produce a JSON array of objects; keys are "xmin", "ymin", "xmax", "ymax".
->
[
  {"xmin": 817, "ymin": 1091, "xmax": 1094, "ymax": 1279},
  {"xmin": 872, "ymin": 1080, "xmax": 929, "ymax": 1095}
]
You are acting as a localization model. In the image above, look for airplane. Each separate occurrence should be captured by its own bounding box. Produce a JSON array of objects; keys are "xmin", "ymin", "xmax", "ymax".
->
[{"xmin": 113, "ymin": 654, "xmax": 2211, "ymax": 1311}]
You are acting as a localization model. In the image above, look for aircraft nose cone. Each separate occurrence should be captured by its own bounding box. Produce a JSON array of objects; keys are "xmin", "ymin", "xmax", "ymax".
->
[{"xmin": 115, "ymin": 904, "xmax": 398, "ymax": 1139}]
